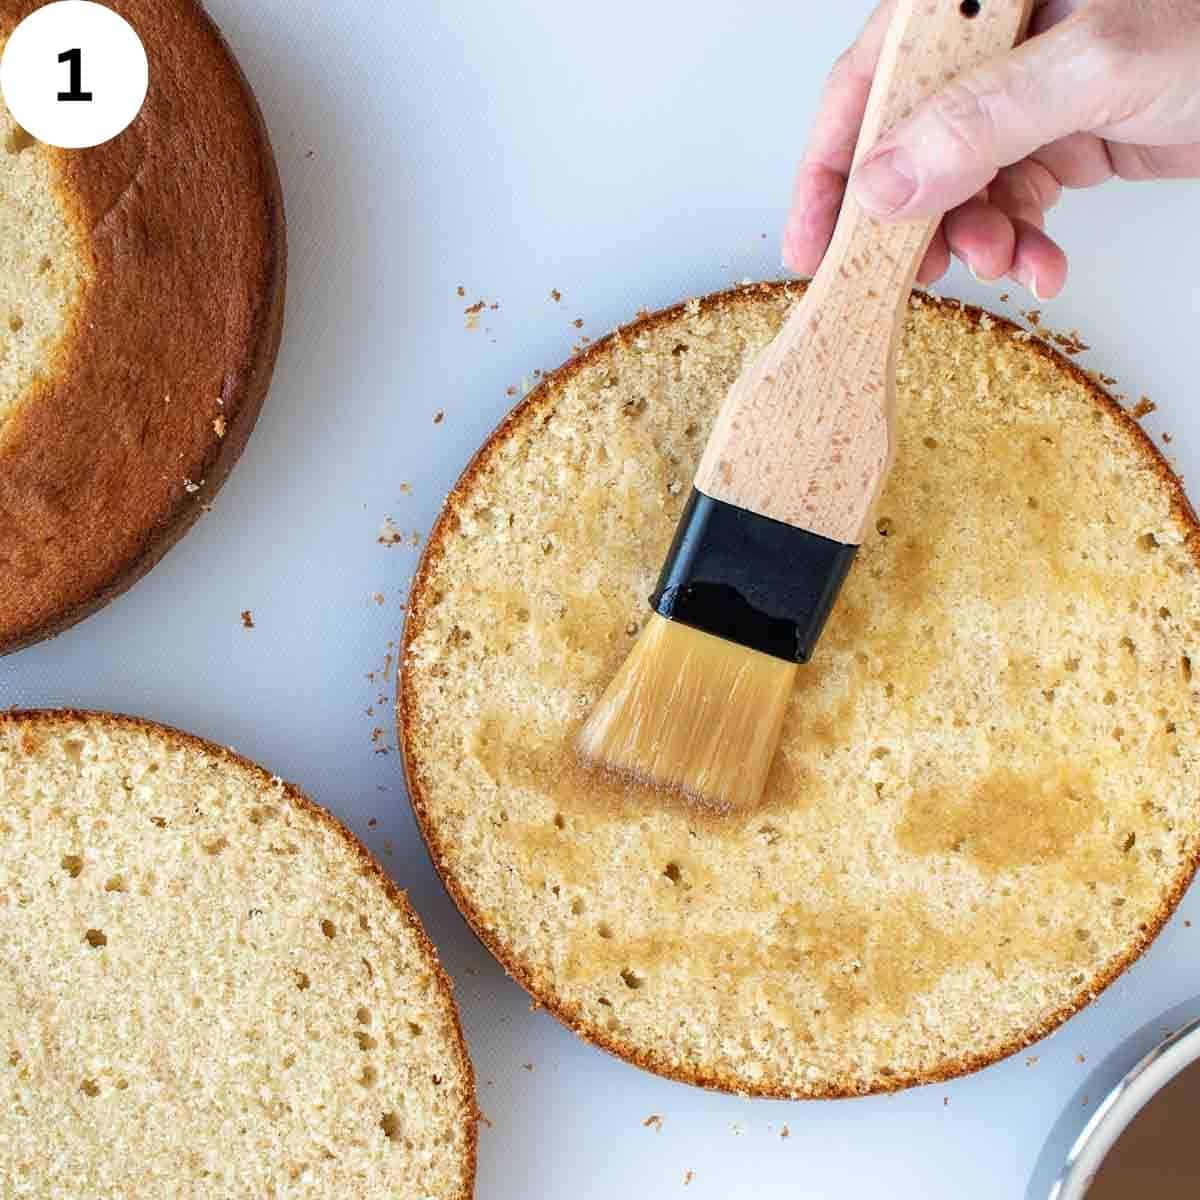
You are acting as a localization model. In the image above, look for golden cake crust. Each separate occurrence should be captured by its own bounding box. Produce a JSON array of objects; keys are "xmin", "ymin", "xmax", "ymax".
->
[
  {"xmin": 400, "ymin": 281, "xmax": 1200, "ymax": 1098},
  {"xmin": 0, "ymin": 0, "xmax": 285, "ymax": 652}
]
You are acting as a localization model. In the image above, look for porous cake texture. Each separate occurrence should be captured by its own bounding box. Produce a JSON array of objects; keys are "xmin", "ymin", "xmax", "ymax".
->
[{"xmin": 402, "ymin": 282, "xmax": 1200, "ymax": 1097}]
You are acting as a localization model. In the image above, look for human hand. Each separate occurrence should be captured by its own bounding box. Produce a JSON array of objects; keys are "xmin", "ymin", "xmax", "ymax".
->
[{"xmin": 782, "ymin": 0, "xmax": 1200, "ymax": 300}]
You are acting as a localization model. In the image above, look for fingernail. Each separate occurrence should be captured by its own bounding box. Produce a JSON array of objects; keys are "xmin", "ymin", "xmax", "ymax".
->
[
  {"xmin": 1015, "ymin": 264, "xmax": 1048, "ymax": 303},
  {"xmin": 851, "ymin": 150, "xmax": 918, "ymax": 216}
]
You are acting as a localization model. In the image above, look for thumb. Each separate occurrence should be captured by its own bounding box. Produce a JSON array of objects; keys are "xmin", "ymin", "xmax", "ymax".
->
[{"xmin": 850, "ymin": 14, "xmax": 1107, "ymax": 218}]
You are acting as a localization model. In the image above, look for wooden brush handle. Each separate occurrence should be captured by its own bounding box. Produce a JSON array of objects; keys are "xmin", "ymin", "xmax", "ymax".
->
[{"xmin": 695, "ymin": 0, "xmax": 1033, "ymax": 545}]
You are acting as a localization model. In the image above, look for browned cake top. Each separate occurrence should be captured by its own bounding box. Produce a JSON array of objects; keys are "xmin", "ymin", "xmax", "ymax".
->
[{"xmin": 0, "ymin": 0, "xmax": 285, "ymax": 651}]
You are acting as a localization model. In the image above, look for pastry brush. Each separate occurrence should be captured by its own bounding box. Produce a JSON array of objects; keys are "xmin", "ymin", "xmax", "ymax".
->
[{"xmin": 578, "ymin": 0, "xmax": 1033, "ymax": 811}]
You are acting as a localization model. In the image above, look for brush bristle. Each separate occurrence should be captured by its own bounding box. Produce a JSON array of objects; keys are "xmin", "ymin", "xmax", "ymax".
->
[{"xmin": 577, "ymin": 613, "xmax": 797, "ymax": 812}]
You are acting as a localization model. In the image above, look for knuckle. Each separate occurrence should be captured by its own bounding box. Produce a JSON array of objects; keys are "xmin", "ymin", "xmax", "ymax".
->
[
  {"xmin": 927, "ymin": 83, "xmax": 995, "ymax": 163},
  {"xmin": 1112, "ymin": 143, "xmax": 1159, "ymax": 182},
  {"xmin": 1025, "ymin": 162, "xmax": 1062, "ymax": 210},
  {"xmin": 1073, "ymin": 5, "xmax": 1139, "ymax": 68}
]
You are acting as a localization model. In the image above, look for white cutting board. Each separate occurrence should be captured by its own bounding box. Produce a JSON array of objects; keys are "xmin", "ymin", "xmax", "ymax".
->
[{"xmin": 5, "ymin": 2, "xmax": 1200, "ymax": 1196}]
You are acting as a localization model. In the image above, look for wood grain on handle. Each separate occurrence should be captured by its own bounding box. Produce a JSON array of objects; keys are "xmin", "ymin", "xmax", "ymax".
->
[{"xmin": 694, "ymin": 0, "xmax": 1034, "ymax": 545}]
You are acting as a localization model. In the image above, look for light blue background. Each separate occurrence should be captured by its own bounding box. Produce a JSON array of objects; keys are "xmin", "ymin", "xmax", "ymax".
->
[{"xmin": 5, "ymin": 2, "xmax": 1200, "ymax": 1196}]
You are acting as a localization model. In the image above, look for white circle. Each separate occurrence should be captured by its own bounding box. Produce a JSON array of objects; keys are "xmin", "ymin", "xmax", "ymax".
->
[{"xmin": 1, "ymin": 2, "xmax": 148, "ymax": 150}]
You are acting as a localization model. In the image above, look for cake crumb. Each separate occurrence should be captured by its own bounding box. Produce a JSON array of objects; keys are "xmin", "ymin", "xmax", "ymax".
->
[
  {"xmin": 1131, "ymin": 395, "xmax": 1157, "ymax": 419},
  {"xmin": 399, "ymin": 482, "xmax": 411, "ymax": 494},
  {"xmin": 1077, "ymin": 1054, "xmax": 1087, "ymax": 1063},
  {"xmin": 643, "ymin": 1114, "xmax": 663, "ymax": 1131},
  {"xmin": 378, "ymin": 518, "xmax": 404, "ymax": 546},
  {"xmin": 999, "ymin": 293, "xmax": 1010, "ymax": 303},
  {"xmin": 1026, "ymin": 1055, "xmax": 1039, "ymax": 1067},
  {"xmin": 372, "ymin": 592, "xmax": 385, "ymax": 605},
  {"xmin": 433, "ymin": 410, "xmax": 445, "ymax": 425},
  {"xmin": 1164, "ymin": 432, "xmax": 1173, "ymax": 443},
  {"xmin": 780, "ymin": 1123, "xmax": 790, "ymax": 1138},
  {"xmin": 943, "ymin": 1097, "xmax": 949, "ymax": 1107},
  {"xmin": 367, "ymin": 818, "xmax": 377, "ymax": 828},
  {"xmin": 550, "ymin": 289, "xmax": 561, "ymax": 302},
  {"xmin": 684, "ymin": 1170, "xmax": 694, "ymax": 1186},
  {"xmin": 1050, "ymin": 330, "xmax": 1090, "ymax": 356},
  {"xmin": 240, "ymin": 610, "xmax": 254, "ymax": 629},
  {"xmin": 456, "ymin": 285, "xmax": 465, "ymax": 297},
  {"xmin": 522, "ymin": 1063, "xmax": 535, "ymax": 1072},
  {"xmin": 573, "ymin": 318, "xmax": 584, "ymax": 329},
  {"xmin": 1025, "ymin": 309, "xmax": 1041, "ymax": 326},
  {"xmin": 213, "ymin": 415, "xmax": 226, "ymax": 438}
]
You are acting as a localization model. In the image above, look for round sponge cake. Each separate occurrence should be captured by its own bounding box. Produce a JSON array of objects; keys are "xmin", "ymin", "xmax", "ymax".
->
[
  {"xmin": 400, "ymin": 282, "xmax": 1200, "ymax": 1098},
  {"xmin": 0, "ymin": 710, "xmax": 476, "ymax": 1197},
  {"xmin": 0, "ymin": 0, "xmax": 285, "ymax": 652}
]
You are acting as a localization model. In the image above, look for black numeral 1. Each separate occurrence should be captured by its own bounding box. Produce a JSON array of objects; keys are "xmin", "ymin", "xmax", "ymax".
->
[{"xmin": 57, "ymin": 48, "xmax": 92, "ymax": 102}]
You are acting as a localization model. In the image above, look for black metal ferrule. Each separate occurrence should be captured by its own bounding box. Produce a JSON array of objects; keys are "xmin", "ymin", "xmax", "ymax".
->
[{"xmin": 651, "ymin": 489, "xmax": 858, "ymax": 663}]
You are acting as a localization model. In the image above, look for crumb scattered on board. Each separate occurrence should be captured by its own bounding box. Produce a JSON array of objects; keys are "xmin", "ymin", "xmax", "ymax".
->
[
  {"xmin": 377, "ymin": 519, "xmax": 422, "ymax": 548},
  {"xmin": 377, "ymin": 518, "xmax": 403, "ymax": 546},
  {"xmin": 780, "ymin": 1124, "xmax": 790, "ymax": 1139},
  {"xmin": 433, "ymin": 410, "xmax": 445, "ymax": 425},
  {"xmin": 1049, "ymin": 330, "xmax": 1090, "ymax": 356},
  {"xmin": 1077, "ymin": 1054, "xmax": 1087, "ymax": 1063},
  {"xmin": 550, "ymin": 289, "xmax": 561, "ymax": 302},
  {"xmin": 684, "ymin": 1170, "xmax": 694, "ymax": 1186},
  {"xmin": 643, "ymin": 1114, "xmax": 663, "ymax": 1131},
  {"xmin": 522, "ymin": 1063, "xmax": 535, "ymax": 1073},
  {"xmin": 367, "ymin": 818, "xmax": 377, "ymax": 828},
  {"xmin": 365, "ymin": 642, "xmax": 398, "ymax": 755},
  {"xmin": 463, "ymin": 298, "xmax": 498, "ymax": 330},
  {"xmin": 398, "ymin": 482, "xmax": 411, "ymax": 494},
  {"xmin": 372, "ymin": 592, "xmax": 385, "ymax": 606},
  {"xmin": 1131, "ymin": 395, "xmax": 1157, "ymax": 419},
  {"xmin": 240, "ymin": 609, "xmax": 254, "ymax": 629},
  {"xmin": 456, "ymin": 285, "xmax": 465, "ymax": 297}
]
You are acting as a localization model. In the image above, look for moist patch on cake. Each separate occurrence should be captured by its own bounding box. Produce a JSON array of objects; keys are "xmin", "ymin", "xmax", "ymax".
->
[
  {"xmin": 0, "ymin": 0, "xmax": 286, "ymax": 653},
  {"xmin": 0, "ymin": 710, "xmax": 476, "ymax": 1197},
  {"xmin": 400, "ymin": 282, "xmax": 1200, "ymax": 1099}
]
